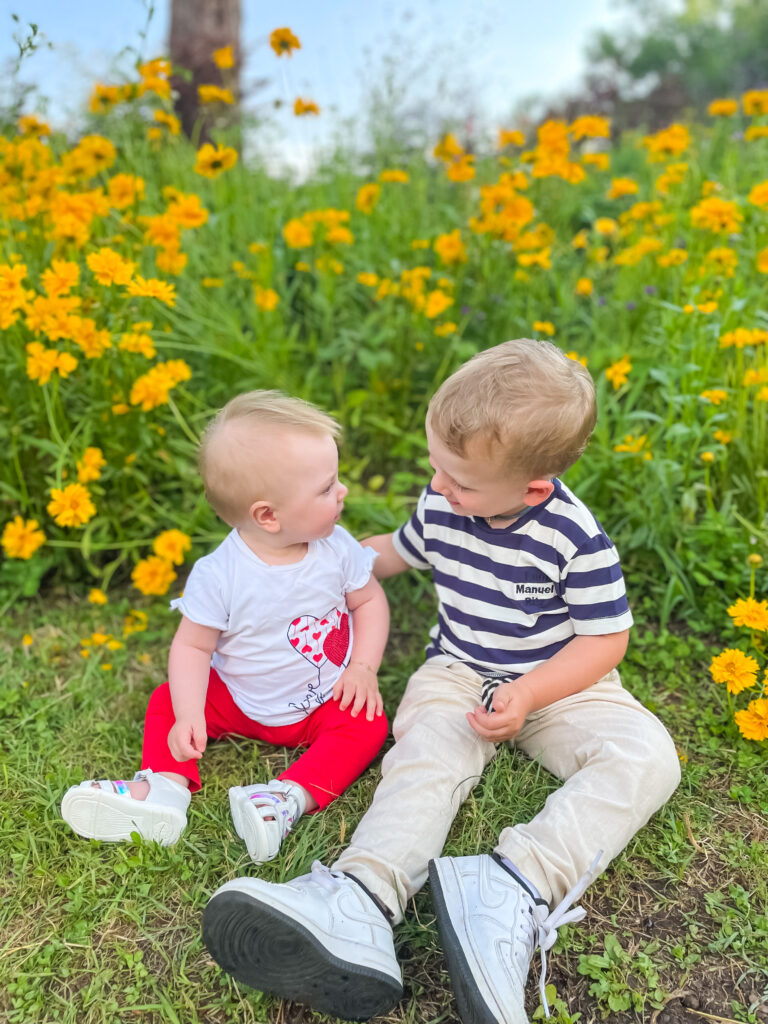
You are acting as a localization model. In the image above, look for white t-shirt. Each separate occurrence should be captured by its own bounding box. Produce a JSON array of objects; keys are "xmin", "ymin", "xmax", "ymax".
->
[{"xmin": 169, "ymin": 526, "xmax": 376, "ymax": 726}]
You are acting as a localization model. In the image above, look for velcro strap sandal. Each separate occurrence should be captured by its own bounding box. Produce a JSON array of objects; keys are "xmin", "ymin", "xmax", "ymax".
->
[
  {"xmin": 228, "ymin": 779, "xmax": 306, "ymax": 864},
  {"xmin": 61, "ymin": 768, "xmax": 190, "ymax": 845}
]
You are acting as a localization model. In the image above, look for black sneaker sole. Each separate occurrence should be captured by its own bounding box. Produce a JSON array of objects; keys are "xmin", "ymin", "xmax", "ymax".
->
[
  {"xmin": 202, "ymin": 889, "xmax": 403, "ymax": 1021},
  {"xmin": 429, "ymin": 860, "xmax": 502, "ymax": 1024}
]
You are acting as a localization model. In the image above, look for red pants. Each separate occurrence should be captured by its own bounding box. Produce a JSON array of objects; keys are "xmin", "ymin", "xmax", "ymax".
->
[{"xmin": 140, "ymin": 668, "xmax": 388, "ymax": 809}]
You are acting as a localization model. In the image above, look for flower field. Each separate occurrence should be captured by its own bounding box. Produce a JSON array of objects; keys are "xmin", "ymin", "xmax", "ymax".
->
[
  {"xmin": 2, "ymin": 37, "xmax": 767, "ymax": 740},
  {"xmin": 2, "ymin": 21, "xmax": 768, "ymax": 1024}
]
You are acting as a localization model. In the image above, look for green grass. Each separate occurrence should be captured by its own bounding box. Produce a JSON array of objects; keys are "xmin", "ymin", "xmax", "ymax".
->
[{"xmin": 2, "ymin": 574, "xmax": 767, "ymax": 1024}]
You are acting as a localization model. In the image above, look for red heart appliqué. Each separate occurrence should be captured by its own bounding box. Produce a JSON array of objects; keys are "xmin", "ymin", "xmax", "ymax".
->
[{"xmin": 322, "ymin": 612, "xmax": 349, "ymax": 666}]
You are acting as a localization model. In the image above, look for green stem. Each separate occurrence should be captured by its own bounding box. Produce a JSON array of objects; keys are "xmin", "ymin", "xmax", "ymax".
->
[{"xmin": 167, "ymin": 394, "xmax": 200, "ymax": 445}]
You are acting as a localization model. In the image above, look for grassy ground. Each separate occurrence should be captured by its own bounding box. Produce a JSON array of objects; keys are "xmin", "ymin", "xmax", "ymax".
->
[{"xmin": 2, "ymin": 571, "xmax": 767, "ymax": 1024}]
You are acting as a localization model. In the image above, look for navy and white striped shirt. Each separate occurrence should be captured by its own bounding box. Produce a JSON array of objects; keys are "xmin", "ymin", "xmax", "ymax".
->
[{"xmin": 393, "ymin": 479, "xmax": 633, "ymax": 678}]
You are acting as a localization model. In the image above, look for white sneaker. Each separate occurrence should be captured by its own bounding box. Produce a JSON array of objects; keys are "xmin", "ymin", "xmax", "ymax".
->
[
  {"xmin": 61, "ymin": 769, "xmax": 190, "ymax": 845},
  {"xmin": 429, "ymin": 853, "xmax": 600, "ymax": 1024},
  {"xmin": 228, "ymin": 779, "xmax": 305, "ymax": 864},
  {"xmin": 203, "ymin": 860, "xmax": 403, "ymax": 1019}
]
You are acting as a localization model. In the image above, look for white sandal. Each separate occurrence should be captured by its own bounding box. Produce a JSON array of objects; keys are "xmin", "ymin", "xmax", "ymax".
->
[
  {"xmin": 61, "ymin": 768, "xmax": 190, "ymax": 845},
  {"xmin": 228, "ymin": 779, "xmax": 306, "ymax": 864}
]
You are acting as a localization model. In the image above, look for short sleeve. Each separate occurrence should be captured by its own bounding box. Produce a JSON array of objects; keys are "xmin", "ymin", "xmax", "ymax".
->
[
  {"xmin": 169, "ymin": 556, "xmax": 230, "ymax": 631},
  {"xmin": 562, "ymin": 534, "xmax": 634, "ymax": 635},
  {"xmin": 330, "ymin": 527, "xmax": 378, "ymax": 593},
  {"xmin": 392, "ymin": 488, "xmax": 432, "ymax": 569}
]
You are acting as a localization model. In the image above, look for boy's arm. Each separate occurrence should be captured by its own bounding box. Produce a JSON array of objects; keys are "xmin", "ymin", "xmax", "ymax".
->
[
  {"xmin": 467, "ymin": 630, "xmax": 630, "ymax": 742},
  {"xmin": 361, "ymin": 532, "xmax": 411, "ymax": 579},
  {"xmin": 167, "ymin": 616, "xmax": 221, "ymax": 760},
  {"xmin": 333, "ymin": 576, "xmax": 390, "ymax": 720}
]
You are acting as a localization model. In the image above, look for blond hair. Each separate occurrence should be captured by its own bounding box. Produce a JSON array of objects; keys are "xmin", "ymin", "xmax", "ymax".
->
[
  {"xmin": 427, "ymin": 339, "xmax": 596, "ymax": 479},
  {"xmin": 199, "ymin": 390, "xmax": 341, "ymax": 526}
]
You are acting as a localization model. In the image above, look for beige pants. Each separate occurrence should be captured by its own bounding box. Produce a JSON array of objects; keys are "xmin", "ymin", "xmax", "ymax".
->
[{"xmin": 334, "ymin": 656, "xmax": 681, "ymax": 923}]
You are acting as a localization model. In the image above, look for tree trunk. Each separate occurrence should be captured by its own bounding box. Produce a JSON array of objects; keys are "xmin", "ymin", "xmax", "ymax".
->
[{"xmin": 169, "ymin": 0, "xmax": 241, "ymax": 140}]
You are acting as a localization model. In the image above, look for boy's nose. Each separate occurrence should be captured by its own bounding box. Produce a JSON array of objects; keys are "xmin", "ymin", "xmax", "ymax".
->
[
  {"xmin": 431, "ymin": 471, "xmax": 449, "ymax": 496},
  {"xmin": 338, "ymin": 482, "xmax": 349, "ymax": 499}
]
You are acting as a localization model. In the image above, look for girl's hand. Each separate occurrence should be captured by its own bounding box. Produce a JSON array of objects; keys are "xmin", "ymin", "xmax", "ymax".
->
[
  {"xmin": 167, "ymin": 715, "xmax": 207, "ymax": 761},
  {"xmin": 466, "ymin": 681, "xmax": 534, "ymax": 742},
  {"xmin": 333, "ymin": 662, "xmax": 384, "ymax": 721}
]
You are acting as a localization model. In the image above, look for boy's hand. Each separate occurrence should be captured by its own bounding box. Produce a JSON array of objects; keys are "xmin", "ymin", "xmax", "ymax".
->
[
  {"xmin": 466, "ymin": 681, "xmax": 534, "ymax": 742},
  {"xmin": 167, "ymin": 715, "xmax": 207, "ymax": 761},
  {"xmin": 333, "ymin": 662, "xmax": 384, "ymax": 721}
]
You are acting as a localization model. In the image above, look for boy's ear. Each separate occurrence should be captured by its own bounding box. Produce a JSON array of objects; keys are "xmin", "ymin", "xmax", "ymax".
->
[
  {"xmin": 523, "ymin": 479, "xmax": 555, "ymax": 507},
  {"xmin": 249, "ymin": 500, "xmax": 280, "ymax": 533}
]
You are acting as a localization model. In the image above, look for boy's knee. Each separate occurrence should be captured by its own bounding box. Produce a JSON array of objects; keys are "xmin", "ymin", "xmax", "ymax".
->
[{"xmin": 632, "ymin": 723, "xmax": 681, "ymax": 807}]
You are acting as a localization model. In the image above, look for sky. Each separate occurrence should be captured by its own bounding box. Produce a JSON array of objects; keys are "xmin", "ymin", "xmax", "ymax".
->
[{"xmin": 1, "ymin": 0, "xmax": 638, "ymax": 174}]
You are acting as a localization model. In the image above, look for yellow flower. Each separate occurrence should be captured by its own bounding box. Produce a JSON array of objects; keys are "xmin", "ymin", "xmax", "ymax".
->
[
  {"xmin": 690, "ymin": 197, "xmax": 742, "ymax": 233},
  {"xmin": 446, "ymin": 154, "xmax": 475, "ymax": 182},
  {"xmin": 433, "ymin": 133, "xmax": 464, "ymax": 161},
  {"xmin": 743, "ymin": 89, "xmax": 768, "ymax": 115},
  {"xmin": 253, "ymin": 285, "xmax": 280, "ymax": 311},
  {"xmin": 88, "ymin": 588, "xmax": 108, "ymax": 605},
  {"xmin": 570, "ymin": 115, "xmax": 610, "ymax": 140},
  {"xmin": 434, "ymin": 322, "xmax": 457, "ymax": 337},
  {"xmin": 119, "ymin": 330, "xmax": 156, "ymax": 359},
  {"xmin": 745, "ymin": 125, "xmax": 768, "ymax": 142},
  {"xmin": 657, "ymin": 248, "xmax": 688, "ymax": 267},
  {"xmin": 152, "ymin": 529, "xmax": 191, "ymax": 565},
  {"xmin": 713, "ymin": 429, "xmax": 732, "ymax": 444},
  {"xmin": 213, "ymin": 44, "xmax": 235, "ymax": 69},
  {"xmin": 198, "ymin": 84, "xmax": 235, "ymax": 104},
  {"xmin": 132, "ymin": 556, "xmax": 177, "ymax": 596},
  {"xmin": 424, "ymin": 290, "xmax": 453, "ymax": 319},
  {"xmin": 123, "ymin": 609, "xmax": 148, "ymax": 636},
  {"xmin": 356, "ymin": 184, "xmax": 381, "ymax": 214},
  {"xmin": 582, "ymin": 152, "xmax": 610, "ymax": 171},
  {"xmin": 748, "ymin": 181, "xmax": 768, "ymax": 210},
  {"xmin": 326, "ymin": 226, "xmax": 354, "ymax": 245},
  {"xmin": 22, "ymin": 633, "xmax": 34, "ymax": 647},
  {"xmin": 747, "ymin": 554, "xmax": 763, "ymax": 568},
  {"xmin": 283, "ymin": 218, "xmax": 314, "ymax": 248},
  {"xmin": 606, "ymin": 177, "xmax": 639, "ymax": 200},
  {"xmin": 757, "ymin": 248, "xmax": 768, "ymax": 274},
  {"xmin": 700, "ymin": 451, "xmax": 715, "ymax": 463},
  {"xmin": 2, "ymin": 516, "xmax": 46, "ymax": 559},
  {"xmin": 202, "ymin": 277, "xmax": 223, "ymax": 288},
  {"xmin": 710, "ymin": 648, "xmax": 759, "ymax": 694},
  {"xmin": 605, "ymin": 355, "xmax": 632, "ymax": 390},
  {"xmin": 734, "ymin": 698, "xmax": 768, "ymax": 742},
  {"xmin": 87, "ymin": 247, "xmax": 135, "ymax": 286},
  {"xmin": 130, "ymin": 360, "xmax": 191, "ymax": 410},
  {"xmin": 614, "ymin": 434, "xmax": 652, "ymax": 459},
  {"xmin": 434, "ymin": 229, "xmax": 467, "ymax": 265},
  {"xmin": 357, "ymin": 272, "xmax": 379, "ymax": 286},
  {"xmin": 594, "ymin": 217, "xmax": 618, "ymax": 236},
  {"xmin": 708, "ymin": 98, "xmax": 738, "ymax": 117},
  {"xmin": 194, "ymin": 143, "xmax": 237, "ymax": 178},
  {"xmin": 77, "ymin": 446, "xmax": 106, "ymax": 483},
  {"xmin": 126, "ymin": 276, "xmax": 176, "ymax": 307},
  {"xmin": 47, "ymin": 484, "xmax": 96, "ymax": 528},
  {"xmin": 700, "ymin": 389, "xmax": 728, "ymax": 405},
  {"xmin": 270, "ymin": 27, "xmax": 301, "ymax": 56},
  {"xmin": 532, "ymin": 321, "xmax": 555, "ymax": 336},
  {"xmin": 379, "ymin": 169, "xmax": 409, "ymax": 183},
  {"xmin": 411, "ymin": 239, "xmax": 430, "ymax": 250},
  {"xmin": 154, "ymin": 109, "xmax": 181, "ymax": 135},
  {"xmin": 294, "ymin": 97, "xmax": 320, "ymax": 116},
  {"xmin": 574, "ymin": 277, "xmax": 593, "ymax": 297},
  {"xmin": 497, "ymin": 129, "xmax": 525, "ymax": 149},
  {"xmin": 108, "ymin": 173, "xmax": 145, "ymax": 209},
  {"xmin": 566, "ymin": 351, "xmax": 588, "ymax": 366},
  {"xmin": 727, "ymin": 597, "xmax": 768, "ymax": 632},
  {"xmin": 167, "ymin": 193, "xmax": 209, "ymax": 228},
  {"xmin": 41, "ymin": 260, "xmax": 80, "ymax": 297}
]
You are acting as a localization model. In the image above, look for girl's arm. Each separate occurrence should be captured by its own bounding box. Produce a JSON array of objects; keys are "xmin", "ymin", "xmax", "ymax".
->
[
  {"xmin": 332, "ymin": 576, "xmax": 390, "ymax": 719},
  {"xmin": 166, "ymin": 616, "xmax": 221, "ymax": 761}
]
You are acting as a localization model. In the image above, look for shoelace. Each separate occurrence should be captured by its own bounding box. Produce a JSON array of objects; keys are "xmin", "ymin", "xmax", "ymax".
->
[
  {"xmin": 532, "ymin": 850, "xmax": 603, "ymax": 1017},
  {"xmin": 309, "ymin": 860, "xmax": 345, "ymax": 892}
]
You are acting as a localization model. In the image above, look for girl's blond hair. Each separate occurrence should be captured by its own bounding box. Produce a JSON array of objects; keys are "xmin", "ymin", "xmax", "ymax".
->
[
  {"xmin": 427, "ymin": 339, "xmax": 596, "ymax": 479},
  {"xmin": 199, "ymin": 390, "xmax": 341, "ymax": 526}
]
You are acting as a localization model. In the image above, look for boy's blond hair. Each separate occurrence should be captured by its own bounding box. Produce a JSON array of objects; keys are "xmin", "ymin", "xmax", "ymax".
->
[
  {"xmin": 199, "ymin": 390, "xmax": 341, "ymax": 526},
  {"xmin": 427, "ymin": 339, "xmax": 596, "ymax": 479}
]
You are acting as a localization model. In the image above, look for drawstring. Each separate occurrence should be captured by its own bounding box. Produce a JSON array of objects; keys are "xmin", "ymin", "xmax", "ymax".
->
[
  {"xmin": 533, "ymin": 851, "xmax": 603, "ymax": 1017},
  {"xmin": 310, "ymin": 860, "xmax": 345, "ymax": 892}
]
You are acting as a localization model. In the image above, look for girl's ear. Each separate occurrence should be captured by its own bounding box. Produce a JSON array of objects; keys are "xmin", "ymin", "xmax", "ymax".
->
[{"xmin": 248, "ymin": 500, "xmax": 280, "ymax": 533}]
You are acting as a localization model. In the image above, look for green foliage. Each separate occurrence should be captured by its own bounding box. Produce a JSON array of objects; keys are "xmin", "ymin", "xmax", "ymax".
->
[{"xmin": 577, "ymin": 933, "xmax": 667, "ymax": 1015}]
